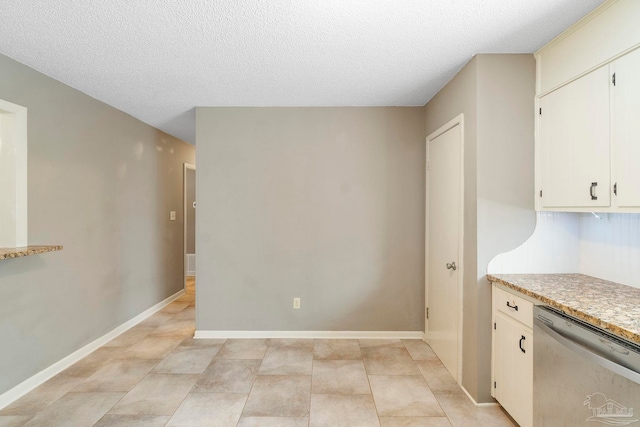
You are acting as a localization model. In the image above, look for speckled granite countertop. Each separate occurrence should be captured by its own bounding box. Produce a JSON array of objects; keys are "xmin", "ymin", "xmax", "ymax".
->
[
  {"xmin": 487, "ymin": 273, "xmax": 640, "ymax": 346},
  {"xmin": 0, "ymin": 245, "xmax": 63, "ymax": 260}
]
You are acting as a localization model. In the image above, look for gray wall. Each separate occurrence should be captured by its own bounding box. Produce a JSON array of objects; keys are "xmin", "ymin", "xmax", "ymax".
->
[
  {"xmin": 476, "ymin": 54, "xmax": 536, "ymax": 402},
  {"xmin": 425, "ymin": 54, "xmax": 535, "ymax": 402},
  {"xmin": 0, "ymin": 53, "xmax": 195, "ymax": 395},
  {"xmin": 196, "ymin": 107, "xmax": 426, "ymax": 331},
  {"xmin": 186, "ymin": 168, "xmax": 196, "ymax": 254},
  {"xmin": 425, "ymin": 57, "xmax": 480, "ymax": 400}
]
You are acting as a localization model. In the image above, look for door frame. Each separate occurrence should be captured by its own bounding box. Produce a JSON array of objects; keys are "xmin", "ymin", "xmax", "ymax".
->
[
  {"xmin": 183, "ymin": 162, "xmax": 196, "ymax": 290},
  {"xmin": 425, "ymin": 113, "xmax": 465, "ymax": 384}
]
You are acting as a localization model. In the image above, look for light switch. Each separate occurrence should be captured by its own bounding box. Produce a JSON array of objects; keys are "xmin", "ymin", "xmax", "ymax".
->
[{"xmin": 170, "ymin": 211, "xmax": 176, "ymax": 221}]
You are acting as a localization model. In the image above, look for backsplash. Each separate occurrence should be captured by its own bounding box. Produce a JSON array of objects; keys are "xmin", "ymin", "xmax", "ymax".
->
[
  {"xmin": 487, "ymin": 211, "xmax": 580, "ymax": 274},
  {"xmin": 579, "ymin": 213, "xmax": 640, "ymax": 288},
  {"xmin": 488, "ymin": 211, "xmax": 640, "ymax": 288}
]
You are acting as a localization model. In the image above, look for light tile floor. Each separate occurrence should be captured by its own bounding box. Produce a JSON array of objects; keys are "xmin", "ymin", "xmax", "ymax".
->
[{"xmin": 0, "ymin": 278, "xmax": 516, "ymax": 427}]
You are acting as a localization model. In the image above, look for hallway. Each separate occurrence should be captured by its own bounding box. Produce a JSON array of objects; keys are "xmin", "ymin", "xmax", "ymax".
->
[{"xmin": 0, "ymin": 277, "xmax": 514, "ymax": 426}]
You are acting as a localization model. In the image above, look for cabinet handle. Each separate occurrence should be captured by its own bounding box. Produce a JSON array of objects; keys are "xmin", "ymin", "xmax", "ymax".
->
[
  {"xmin": 506, "ymin": 301, "xmax": 519, "ymax": 311},
  {"xmin": 519, "ymin": 335, "xmax": 526, "ymax": 353},
  {"xmin": 590, "ymin": 182, "xmax": 598, "ymax": 200}
]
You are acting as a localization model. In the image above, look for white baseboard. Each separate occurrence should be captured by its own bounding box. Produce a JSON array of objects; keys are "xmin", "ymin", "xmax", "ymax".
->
[
  {"xmin": 186, "ymin": 254, "xmax": 195, "ymax": 276},
  {"xmin": 0, "ymin": 289, "xmax": 185, "ymax": 410},
  {"xmin": 460, "ymin": 384, "xmax": 500, "ymax": 407},
  {"xmin": 194, "ymin": 330, "xmax": 425, "ymax": 340}
]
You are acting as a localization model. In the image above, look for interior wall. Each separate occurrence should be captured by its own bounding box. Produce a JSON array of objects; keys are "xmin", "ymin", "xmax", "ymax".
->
[
  {"xmin": 425, "ymin": 56, "xmax": 479, "ymax": 400},
  {"xmin": 0, "ymin": 53, "xmax": 195, "ymax": 396},
  {"xmin": 424, "ymin": 54, "xmax": 535, "ymax": 403},
  {"xmin": 196, "ymin": 107, "xmax": 426, "ymax": 332},
  {"xmin": 475, "ymin": 54, "xmax": 536, "ymax": 402}
]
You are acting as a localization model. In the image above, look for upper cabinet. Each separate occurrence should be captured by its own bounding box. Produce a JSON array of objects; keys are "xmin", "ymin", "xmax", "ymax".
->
[
  {"xmin": 611, "ymin": 48, "xmax": 640, "ymax": 207},
  {"xmin": 538, "ymin": 65, "xmax": 610, "ymax": 209},
  {"xmin": 535, "ymin": 0, "xmax": 640, "ymax": 212}
]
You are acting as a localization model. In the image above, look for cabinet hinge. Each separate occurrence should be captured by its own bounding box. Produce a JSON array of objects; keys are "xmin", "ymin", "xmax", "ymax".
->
[
  {"xmin": 494, "ymin": 381, "xmax": 497, "ymax": 389},
  {"xmin": 539, "ymin": 107, "xmax": 542, "ymax": 115},
  {"xmin": 612, "ymin": 73, "xmax": 616, "ymax": 86},
  {"xmin": 493, "ymin": 322, "xmax": 496, "ymax": 330},
  {"xmin": 614, "ymin": 183, "xmax": 617, "ymax": 196},
  {"xmin": 426, "ymin": 307, "xmax": 429, "ymax": 319},
  {"xmin": 539, "ymin": 190, "xmax": 543, "ymax": 197}
]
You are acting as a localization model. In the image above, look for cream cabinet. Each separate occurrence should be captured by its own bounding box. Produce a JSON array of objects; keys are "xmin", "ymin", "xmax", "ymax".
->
[
  {"xmin": 492, "ymin": 286, "xmax": 533, "ymax": 427},
  {"xmin": 534, "ymin": 0, "xmax": 640, "ymax": 213},
  {"xmin": 611, "ymin": 47, "xmax": 640, "ymax": 208},
  {"xmin": 538, "ymin": 65, "xmax": 611, "ymax": 209},
  {"xmin": 537, "ymin": 47, "xmax": 640, "ymax": 212}
]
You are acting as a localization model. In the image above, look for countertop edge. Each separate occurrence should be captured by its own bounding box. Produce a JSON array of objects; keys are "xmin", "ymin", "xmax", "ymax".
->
[
  {"xmin": 487, "ymin": 274, "xmax": 640, "ymax": 346},
  {"xmin": 0, "ymin": 245, "xmax": 63, "ymax": 260}
]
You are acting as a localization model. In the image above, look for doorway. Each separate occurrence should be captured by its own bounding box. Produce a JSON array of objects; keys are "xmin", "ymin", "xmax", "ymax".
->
[
  {"xmin": 0, "ymin": 99, "xmax": 27, "ymax": 248},
  {"xmin": 183, "ymin": 163, "xmax": 196, "ymax": 292},
  {"xmin": 426, "ymin": 114, "xmax": 464, "ymax": 383}
]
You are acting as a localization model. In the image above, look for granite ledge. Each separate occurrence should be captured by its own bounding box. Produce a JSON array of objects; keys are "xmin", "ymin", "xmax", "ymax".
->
[
  {"xmin": 488, "ymin": 273, "xmax": 640, "ymax": 346},
  {"xmin": 0, "ymin": 245, "xmax": 63, "ymax": 260}
]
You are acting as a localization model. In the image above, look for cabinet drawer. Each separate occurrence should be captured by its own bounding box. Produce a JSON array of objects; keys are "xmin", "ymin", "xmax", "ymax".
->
[{"xmin": 495, "ymin": 287, "xmax": 533, "ymax": 328}]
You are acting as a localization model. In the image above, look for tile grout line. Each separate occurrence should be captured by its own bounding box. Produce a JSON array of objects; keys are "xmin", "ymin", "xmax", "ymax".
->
[
  {"xmin": 5, "ymin": 279, "xmax": 515, "ymax": 427},
  {"xmin": 403, "ymin": 340, "xmax": 451, "ymax": 425},
  {"xmin": 93, "ymin": 296, "xmax": 193, "ymax": 426},
  {"xmin": 359, "ymin": 340, "xmax": 382, "ymax": 425},
  {"xmin": 64, "ymin": 312, "xmax": 178, "ymax": 425},
  {"xmin": 233, "ymin": 339, "xmax": 264, "ymax": 426},
  {"xmin": 306, "ymin": 351, "xmax": 312, "ymax": 427},
  {"xmin": 155, "ymin": 297, "xmax": 199, "ymax": 426}
]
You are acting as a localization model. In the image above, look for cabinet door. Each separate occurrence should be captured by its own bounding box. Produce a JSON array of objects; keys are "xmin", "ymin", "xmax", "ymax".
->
[
  {"xmin": 494, "ymin": 312, "xmax": 532, "ymax": 427},
  {"xmin": 612, "ymin": 48, "xmax": 640, "ymax": 207},
  {"xmin": 539, "ymin": 66, "xmax": 611, "ymax": 208}
]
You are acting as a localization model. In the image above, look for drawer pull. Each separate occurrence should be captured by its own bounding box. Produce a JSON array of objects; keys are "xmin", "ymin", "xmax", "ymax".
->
[
  {"xmin": 506, "ymin": 301, "xmax": 519, "ymax": 311},
  {"xmin": 519, "ymin": 335, "xmax": 526, "ymax": 353},
  {"xmin": 590, "ymin": 182, "xmax": 598, "ymax": 200}
]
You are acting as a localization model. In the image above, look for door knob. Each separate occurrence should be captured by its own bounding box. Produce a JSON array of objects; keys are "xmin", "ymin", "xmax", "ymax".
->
[{"xmin": 446, "ymin": 262, "xmax": 457, "ymax": 271}]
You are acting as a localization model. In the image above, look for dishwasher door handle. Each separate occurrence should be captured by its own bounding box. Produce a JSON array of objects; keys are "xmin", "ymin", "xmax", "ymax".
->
[{"xmin": 534, "ymin": 318, "xmax": 640, "ymax": 385}]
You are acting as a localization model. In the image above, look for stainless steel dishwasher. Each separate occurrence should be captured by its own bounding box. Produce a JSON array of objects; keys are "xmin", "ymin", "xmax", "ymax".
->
[{"xmin": 533, "ymin": 305, "xmax": 640, "ymax": 426}]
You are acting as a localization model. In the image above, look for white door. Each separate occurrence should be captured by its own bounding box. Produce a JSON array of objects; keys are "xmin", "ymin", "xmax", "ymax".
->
[
  {"xmin": 539, "ymin": 65, "xmax": 610, "ymax": 208},
  {"xmin": 427, "ymin": 120, "xmax": 462, "ymax": 380},
  {"xmin": 612, "ymin": 48, "xmax": 640, "ymax": 208}
]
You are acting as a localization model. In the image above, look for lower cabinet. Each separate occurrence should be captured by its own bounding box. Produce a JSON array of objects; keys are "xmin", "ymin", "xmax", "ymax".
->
[{"xmin": 492, "ymin": 286, "xmax": 533, "ymax": 427}]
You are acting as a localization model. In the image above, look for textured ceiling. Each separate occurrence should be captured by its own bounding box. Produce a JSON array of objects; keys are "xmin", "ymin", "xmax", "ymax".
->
[{"xmin": 0, "ymin": 0, "xmax": 603, "ymax": 144}]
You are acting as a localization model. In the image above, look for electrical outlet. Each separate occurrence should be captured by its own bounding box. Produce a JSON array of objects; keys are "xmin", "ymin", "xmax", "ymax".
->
[
  {"xmin": 170, "ymin": 211, "xmax": 176, "ymax": 221},
  {"xmin": 293, "ymin": 298, "xmax": 300, "ymax": 309}
]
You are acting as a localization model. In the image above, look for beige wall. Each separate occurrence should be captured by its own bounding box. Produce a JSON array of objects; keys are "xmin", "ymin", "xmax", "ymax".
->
[
  {"xmin": 425, "ymin": 54, "xmax": 535, "ymax": 402},
  {"xmin": 476, "ymin": 54, "xmax": 536, "ymax": 402},
  {"xmin": 0, "ymin": 48, "xmax": 535, "ymax": 403},
  {"xmin": 0, "ymin": 53, "xmax": 195, "ymax": 395},
  {"xmin": 425, "ymin": 57, "xmax": 480, "ymax": 400},
  {"xmin": 196, "ymin": 107, "xmax": 426, "ymax": 332}
]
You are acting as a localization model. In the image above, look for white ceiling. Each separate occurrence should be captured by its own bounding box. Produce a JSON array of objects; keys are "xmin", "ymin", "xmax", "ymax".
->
[{"xmin": 0, "ymin": 0, "xmax": 603, "ymax": 144}]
